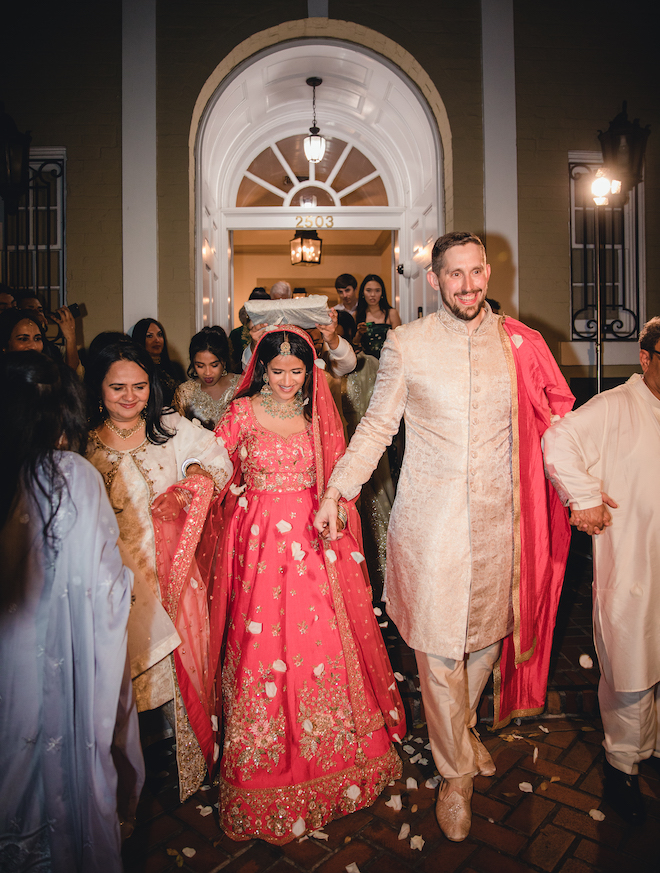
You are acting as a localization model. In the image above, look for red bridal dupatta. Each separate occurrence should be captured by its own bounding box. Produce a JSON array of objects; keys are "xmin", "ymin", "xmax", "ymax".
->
[
  {"xmin": 492, "ymin": 317, "xmax": 575, "ymax": 729},
  {"xmin": 208, "ymin": 326, "xmax": 406, "ymax": 745}
]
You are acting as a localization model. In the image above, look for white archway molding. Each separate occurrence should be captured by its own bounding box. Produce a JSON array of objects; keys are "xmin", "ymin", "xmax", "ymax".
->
[{"xmin": 190, "ymin": 21, "xmax": 452, "ymax": 327}]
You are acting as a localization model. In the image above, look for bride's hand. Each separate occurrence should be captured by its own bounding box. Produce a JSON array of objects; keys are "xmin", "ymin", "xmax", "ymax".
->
[
  {"xmin": 152, "ymin": 490, "xmax": 185, "ymax": 522},
  {"xmin": 314, "ymin": 490, "xmax": 342, "ymax": 541}
]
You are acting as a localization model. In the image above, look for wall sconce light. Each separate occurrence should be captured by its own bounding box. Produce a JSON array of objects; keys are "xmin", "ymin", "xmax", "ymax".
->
[
  {"xmin": 290, "ymin": 229, "xmax": 322, "ymax": 265},
  {"xmin": 303, "ymin": 77, "xmax": 326, "ymax": 164}
]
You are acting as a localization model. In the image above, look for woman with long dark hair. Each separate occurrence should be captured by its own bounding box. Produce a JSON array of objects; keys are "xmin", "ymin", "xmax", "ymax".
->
[
  {"xmin": 354, "ymin": 274, "xmax": 402, "ymax": 358},
  {"xmin": 173, "ymin": 326, "xmax": 240, "ymax": 429},
  {"xmin": 0, "ymin": 352, "xmax": 143, "ymax": 872},
  {"xmin": 209, "ymin": 327, "xmax": 404, "ymax": 844},
  {"xmin": 132, "ymin": 317, "xmax": 185, "ymax": 406},
  {"xmin": 85, "ymin": 339, "xmax": 232, "ymax": 801}
]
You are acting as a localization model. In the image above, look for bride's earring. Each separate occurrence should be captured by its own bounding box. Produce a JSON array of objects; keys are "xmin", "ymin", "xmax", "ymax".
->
[{"xmin": 261, "ymin": 373, "xmax": 272, "ymax": 397}]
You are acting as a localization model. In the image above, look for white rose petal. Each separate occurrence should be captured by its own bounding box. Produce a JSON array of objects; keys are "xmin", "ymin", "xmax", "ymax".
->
[
  {"xmin": 379, "ymin": 621, "xmax": 389, "ymax": 628},
  {"xmin": 511, "ymin": 334, "xmax": 524, "ymax": 348},
  {"xmin": 351, "ymin": 551, "xmax": 365, "ymax": 564},
  {"xmin": 182, "ymin": 847, "xmax": 196, "ymax": 858},
  {"xmin": 388, "ymin": 682, "xmax": 396, "ymax": 691},
  {"xmin": 394, "ymin": 671, "xmax": 404, "ymax": 681},
  {"xmin": 519, "ymin": 782, "xmax": 534, "ymax": 793},
  {"xmin": 392, "ymin": 733, "xmax": 402, "ymax": 744},
  {"xmin": 410, "ymin": 835, "xmax": 425, "ymax": 851},
  {"xmin": 273, "ymin": 659, "xmax": 287, "ymax": 672},
  {"xmin": 325, "ymin": 548, "xmax": 337, "ymax": 563},
  {"xmin": 406, "ymin": 777, "xmax": 418, "ymax": 791},
  {"xmin": 579, "ymin": 654, "xmax": 594, "ymax": 669},
  {"xmin": 389, "ymin": 709, "xmax": 399, "ymax": 721},
  {"xmin": 229, "ymin": 483, "xmax": 246, "ymax": 495},
  {"xmin": 345, "ymin": 784, "xmax": 361, "ymax": 800},
  {"xmin": 190, "ymin": 578, "xmax": 198, "ymax": 589},
  {"xmin": 425, "ymin": 743, "xmax": 432, "ymax": 750},
  {"xmin": 239, "ymin": 445, "xmax": 248, "ymax": 459},
  {"xmin": 403, "ymin": 745, "xmax": 416, "ymax": 754},
  {"xmin": 589, "ymin": 809, "xmax": 606, "ymax": 821},
  {"xmin": 200, "ymin": 784, "xmax": 211, "ymax": 791},
  {"xmin": 420, "ymin": 758, "xmax": 428, "ymax": 766},
  {"xmin": 425, "ymin": 776, "xmax": 440, "ymax": 789},
  {"xmin": 345, "ymin": 864, "xmax": 361, "ymax": 873},
  {"xmin": 198, "ymin": 805, "xmax": 213, "ymax": 817},
  {"xmin": 311, "ymin": 829, "xmax": 329, "ymax": 841},
  {"xmin": 238, "ymin": 495, "xmax": 248, "ymax": 509},
  {"xmin": 314, "ymin": 358, "xmax": 326, "ymax": 370},
  {"xmin": 276, "ymin": 520, "xmax": 292, "ymax": 534},
  {"xmin": 303, "ymin": 719, "xmax": 314, "ymax": 734},
  {"xmin": 292, "ymin": 542, "xmax": 305, "ymax": 561},
  {"xmin": 248, "ymin": 621, "xmax": 262, "ymax": 634},
  {"xmin": 211, "ymin": 715, "xmax": 218, "ymax": 731},
  {"xmin": 540, "ymin": 725, "xmax": 550, "ymax": 733},
  {"xmin": 250, "ymin": 524, "xmax": 260, "ymax": 536},
  {"xmin": 265, "ymin": 682, "xmax": 277, "ymax": 698},
  {"xmin": 213, "ymin": 742, "xmax": 219, "ymax": 762},
  {"xmin": 385, "ymin": 794, "xmax": 402, "ymax": 810},
  {"xmin": 373, "ymin": 607, "xmax": 383, "ymax": 616},
  {"xmin": 533, "ymin": 746, "xmax": 539, "ymax": 763},
  {"xmin": 414, "ymin": 737, "xmax": 424, "ymax": 744},
  {"xmin": 292, "ymin": 816, "xmax": 306, "ymax": 836},
  {"xmin": 398, "ymin": 823, "xmax": 410, "ymax": 840},
  {"xmin": 410, "ymin": 753, "xmax": 422, "ymax": 764},
  {"xmin": 313, "ymin": 663, "xmax": 325, "ymax": 677}
]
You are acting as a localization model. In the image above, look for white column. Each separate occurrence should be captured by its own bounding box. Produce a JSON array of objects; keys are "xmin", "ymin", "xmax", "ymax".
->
[
  {"xmin": 122, "ymin": 0, "xmax": 158, "ymax": 330},
  {"xmin": 481, "ymin": 0, "xmax": 519, "ymax": 315}
]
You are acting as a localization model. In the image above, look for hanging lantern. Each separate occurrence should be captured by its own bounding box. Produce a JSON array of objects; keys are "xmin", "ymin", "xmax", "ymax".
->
[
  {"xmin": 303, "ymin": 77, "xmax": 326, "ymax": 164},
  {"xmin": 290, "ymin": 230, "xmax": 322, "ymax": 265}
]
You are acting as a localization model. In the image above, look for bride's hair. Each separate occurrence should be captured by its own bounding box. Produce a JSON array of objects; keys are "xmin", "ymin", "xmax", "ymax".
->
[{"xmin": 235, "ymin": 330, "xmax": 314, "ymax": 420}]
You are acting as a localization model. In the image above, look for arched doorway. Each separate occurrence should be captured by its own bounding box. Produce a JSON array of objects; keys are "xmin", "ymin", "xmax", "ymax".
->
[{"xmin": 195, "ymin": 38, "xmax": 446, "ymax": 330}]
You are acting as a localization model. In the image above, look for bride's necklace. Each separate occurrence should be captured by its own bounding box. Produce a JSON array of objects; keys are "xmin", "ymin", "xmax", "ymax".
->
[
  {"xmin": 261, "ymin": 391, "xmax": 304, "ymax": 420},
  {"xmin": 104, "ymin": 416, "xmax": 145, "ymax": 439}
]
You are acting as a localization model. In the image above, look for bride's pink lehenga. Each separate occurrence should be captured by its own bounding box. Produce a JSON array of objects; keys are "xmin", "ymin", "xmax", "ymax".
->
[{"xmin": 210, "ymin": 327, "xmax": 404, "ymax": 845}]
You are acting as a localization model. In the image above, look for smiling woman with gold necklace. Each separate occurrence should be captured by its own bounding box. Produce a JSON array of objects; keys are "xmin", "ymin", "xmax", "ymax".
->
[{"xmin": 86, "ymin": 340, "xmax": 232, "ymax": 802}]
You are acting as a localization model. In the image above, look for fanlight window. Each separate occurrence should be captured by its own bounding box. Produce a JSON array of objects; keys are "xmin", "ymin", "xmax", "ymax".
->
[{"xmin": 236, "ymin": 136, "xmax": 388, "ymax": 208}]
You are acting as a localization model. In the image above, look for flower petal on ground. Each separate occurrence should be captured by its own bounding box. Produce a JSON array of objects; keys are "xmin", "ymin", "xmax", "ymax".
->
[
  {"xmin": 406, "ymin": 777, "xmax": 418, "ymax": 790},
  {"xmin": 398, "ymin": 823, "xmax": 410, "ymax": 840},
  {"xmin": 410, "ymin": 835, "xmax": 425, "ymax": 851},
  {"xmin": 519, "ymin": 782, "xmax": 534, "ymax": 793},
  {"xmin": 589, "ymin": 809, "xmax": 606, "ymax": 821},
  {"xmin": 385, "ymin": 794, "xmax": 402, "ymax": 810},
  {"xmin": 579, "ymin": 654, "xmax": 594, "ymax": 669}
]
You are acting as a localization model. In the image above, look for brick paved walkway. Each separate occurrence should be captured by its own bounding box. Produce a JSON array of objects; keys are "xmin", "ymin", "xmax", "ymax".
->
[{"xmin": 122, "ymin": 538, "xmax": 659, "ymax": 873}]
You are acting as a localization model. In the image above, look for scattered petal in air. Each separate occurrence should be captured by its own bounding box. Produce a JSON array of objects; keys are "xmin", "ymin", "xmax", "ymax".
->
[
  {"xmin": 247, "ymin": 621, "xmax": 262, "ymax": 634},
  {"xmin": 351, "ymin": 551, "xmax": 365, "ymax": 564},
  {"xmin": 182, "ymin": 848, "xmax": 196, "ymax": 858},
  {"xmin": 385, "ymin": 794, "xmax": 402, "ymax": 811},
  {"xmin": 519, "ymin": 782, "xmax": 534, "ymax": 793},
  {"xmin": 392, "ymin": 733, "xmax": 402, "ymax": 744},
  {"xmin": 291, "ymin": 542, "xmax": 305, "ymax": 561},
  {"xmin": 579, "ymin": 654, "xmax": 594, "ymax": 669},
  {"xmin": 325, "ymin": 549, "xmax": 337, "ymax": 563},
  {"xmin": 388, "ymin": 682, "xmax": 396, "ymax": 691},
  {"xmin": 273, "ymin": 659, "xmax": 287, "ymax": 672},
  {"xmin": 238, "ymin": 495, "xmax": 248, "ymax": 509},
  {"xmin": 292, "ymin": 817, "xmax": 306, "ymax": 836},
  {"xmin": 410, "ymin": 835, "xmax": 425, "ymax": 851},
  {"xmin": 313, "ymin": 663, "xmax": 325, "ymax": 677},
  {"xmin": 379, "ymin": 621, "xmax": 389, "ymax": 628},
  {"xmin": 314, "ymin": 358, "xmax": 327, "ymax": 370},
  {"xmin": 229, "ymin": 483, "xmax": 246, "ymax": 495},
  {"xmin": 511, "ymin": 334, "xmax": 524, "ymax": 348},
  {"xmin": 425, "ymin": 776, "xmax": 440, "ymax": 789},
  {"xmin": 398, "ymin": 823, "xmax": 410, "ymax": 840},
  {"xmin": 190, "ymin": 578, "xmax": 198, "ymax": 589},
  {"xmin": 303, "ymin": 719, "xmax": 313, "ymax": 734},
  {"xmin": 200, "ymin": 784, "xmax": 211, "ymax": 791},
  {"xmin": 373, "ymin": 607, "xmax": 383, "ymax": 616},
  {"xmin": 239, "ymin": 445, "xmax": 248, "ymax": 459},
  {"xmin": 393, "ymin": 671, "xmax": 404, "ymax": 681},
  {"xmin": 589, "ymin": 809, "xmax": 606, "ymax": 821},
  {"xmin": 265, "ymin": 682, "xmax": 277, "ymax": 698},
  {"xmin": 250, "ymin": 524, "xmax": 260, "ymax": 536},
  {"xmin": 345, "ymin": 784, "xmax": 361, "ymax": 800},
  {"xmin": 276, "ymin": 520, "xmax": 292, "ymax": 534},
  {"xmin": 213, "ymin": 742, "xmax": 219, "ymax": 762},
  {"xmin": 403, "ymin": 744, "xmax": 416, "ymax": 754},
  {"xmin": 211, "ymin": 715, "xmax": 218, "ymax": 731},
  {"xmin": 389, "ymin": 709, "xmax": 399, "ymax": 721},
  {"xmin": 311, "ymin": 829, "xmax": 329, "ymax": 840},
  {"xmin": 345, "ymin": 864, "xmax": 361, "ymax": 873},
  {"xmin": 406, "ymin": 777, "xmax": 418, "ymax": 790}
]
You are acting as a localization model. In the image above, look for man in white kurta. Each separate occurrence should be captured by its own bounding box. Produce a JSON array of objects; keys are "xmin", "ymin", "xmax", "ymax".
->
[
  {"xmin": 542, "ymin": 317, "xmax": 660, "ymax": 825},
  {"xmin": 315, "ymin": 232, "xmax": 573, "ymax": 841}
]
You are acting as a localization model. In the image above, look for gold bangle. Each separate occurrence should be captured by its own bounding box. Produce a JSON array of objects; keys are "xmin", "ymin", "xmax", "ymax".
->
[
  {"xmin": 336, "ymin": 504, "xmax": 348, "ymax": 532},
  {"xmin": 174, "ymin": 488, "xmax": 189, "ymax": 509}
]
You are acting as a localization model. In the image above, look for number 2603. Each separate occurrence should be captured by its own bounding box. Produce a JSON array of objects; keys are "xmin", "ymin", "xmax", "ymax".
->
[{"xmin": 295, "ymin": 215, "xmax": 334, "ymax": 228}]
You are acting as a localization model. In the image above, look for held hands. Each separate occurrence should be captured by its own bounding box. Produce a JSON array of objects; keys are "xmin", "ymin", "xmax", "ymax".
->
[
  {"xmin": 314, "ymin": 487, "xmax": 343, "ymax": 541},
  {"xmin": 569, "ymin": 492, "xmax": 618, "ymax": 536}
]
